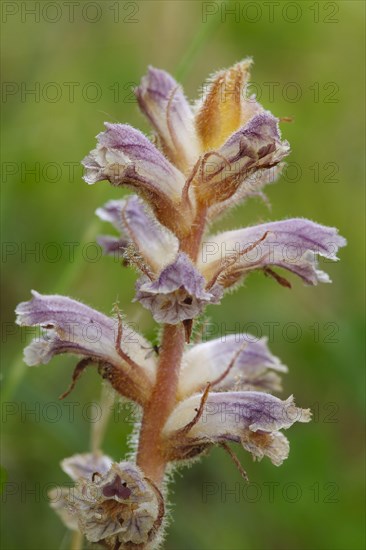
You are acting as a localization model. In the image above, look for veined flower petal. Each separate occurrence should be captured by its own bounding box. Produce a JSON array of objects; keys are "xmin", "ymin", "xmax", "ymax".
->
[
  {"xmin": 96, "ymin": 195, "xmax": 179, "ymax": 273},
  {"xmin": 15, "ymin": 291, "xmax": 156, "ymax": 403},
  {"xmin": 96, "ymin": 199, "xmax": 129, "ymax": 259},
  {"xmin": 82, "ymin": 123, "xmax": 190, "ymax": 234},
  {"xmin": 83, "ymin": 123, "xmax": 183, "ymax": 197},
  {"xmin": 49, "ymin": 452, "xmax": 114, "ymax": 532},
  {"xmin": 15, "ymin": 291, "xmax": 145, "ymax": 368},
  {"xmin": 199, "ymin": 218, "xmax": 347, "ymax": 287},
  {"xmin": 163, "ymin": 392, "xmax": 311, "ymax": 466},
  {"xmin": 196, "ymin": 112, "xmax": 290, "ymax": 206},
  {"xmin": 135, "ymin": 253, "xmax": 223, "ymax": 324},
  {"xmin": 195, "ymin": 59, "xmax": 263, "ymax": 150},
  {"xmin": 136, "ymin": 66, "xmax": 200, "ymax": 173},
  {"xmin": 61, "ymin": 452, "xmax": 113, "ymax": 482},
  {"xmin": 53, "ymin": 459, "xmax": 164, "ymax": 547},
  {"xmin": 96, "ymin": 234, "xmax": 128, "ymax": 258},
  {"xmin": 49, "ymin": 487, "xmax": 79, "ymax": 532},
  {"xmin": 95, "ymin": 199, "xmax": 126, "ymax": 232},
  {"xmin": 178, "ymin": 334, "xmax": 287, "ymax": 398}
]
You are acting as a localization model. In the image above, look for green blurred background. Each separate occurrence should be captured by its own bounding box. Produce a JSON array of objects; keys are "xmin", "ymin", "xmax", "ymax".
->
[{"xmin": 1, "ymin": 1, "xmax": 365, "ymax": 549}]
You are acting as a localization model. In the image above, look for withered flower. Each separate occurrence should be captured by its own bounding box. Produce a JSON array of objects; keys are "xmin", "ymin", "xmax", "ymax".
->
[{"xmin": 49, "ymin": 453, "xmax": 164, "ymax": 549}]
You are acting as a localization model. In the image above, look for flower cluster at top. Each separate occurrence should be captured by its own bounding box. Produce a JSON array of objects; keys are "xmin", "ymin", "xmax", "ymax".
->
[{"xmin": 15, "ymin": 60, "xmax": 346, "ymax": 550}]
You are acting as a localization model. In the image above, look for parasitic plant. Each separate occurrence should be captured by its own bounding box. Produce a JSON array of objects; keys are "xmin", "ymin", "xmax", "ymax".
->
[{"xmin": 16, "ymin": 60, "xmax": 346, "ymax": 549}]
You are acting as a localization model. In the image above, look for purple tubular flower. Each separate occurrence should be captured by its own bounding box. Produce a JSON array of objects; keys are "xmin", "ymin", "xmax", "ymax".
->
[
  {"xmin": 82, "ymin": 123, "xmax": 189, "ymax": 234},
  {"xmin": 135, "ymin": 66, "xmax": 199, "ymax": 173},
  {"xmin": 197, "ymin": 112, "xmax": 290, "ymax": 206},
  {"xmin": 178, "ymin": 334, "xmax": 287, "ymax": 398},
  {"xmin": 163, "ymin": 392, "xmax": 311, "ymax": 466},
  {"xmin": 83, "ymin": 123, "xmax": 184, "ymax": 198},
  {"xmin": 15, "ymin": 291, "xmax": 156, "ymax": 403},
  {"xmin": 199, "ymin": 218, "xmax": 347, "ymax": 287},
  {"xmin": 96, "ymin": 195, "xmax": 179, "ymax": 273},
  {"xmin": 135, "ymin": 253, "xmax": 223, "ymax": 324}
]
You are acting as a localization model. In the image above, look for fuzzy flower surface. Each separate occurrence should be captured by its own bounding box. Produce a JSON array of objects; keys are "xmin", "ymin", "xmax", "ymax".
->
[
  {"xmin": 49, "ymin": 453, "xmax": 164, "ymax": 548},
  {"xmin": 16, "ymin": 59, "xmax": 346, "ymax": 550}
]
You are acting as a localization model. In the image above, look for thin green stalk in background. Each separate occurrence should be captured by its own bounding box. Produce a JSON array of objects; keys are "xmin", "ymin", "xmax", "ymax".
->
[
  {"xmin": 70, "ymin": 530, "xmax": 83, "ymax": 550},
  {"xmin": 174, "ymin": 6, "xmax": 221, "ymax": 81},
  {"xmin": 90, "ymin": 384, "xmax": 116, "ymax": 454}
]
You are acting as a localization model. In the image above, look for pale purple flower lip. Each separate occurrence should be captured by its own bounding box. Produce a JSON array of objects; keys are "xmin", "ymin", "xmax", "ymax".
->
[
  {"xmin": 135, "ymin": 253, "xmax": 223, "ymax": 324},
  {"xmin": 163, "ymin": 392, "xmax": 311, "ymax": 466},
  {"xmin": 61, "ymin": 452, "xmax": 113, "ymax": 482},
  {"xmin": 135, "ymin": 66, "xmax": 199, "ymax": 173},
  {"xmin": 83, "ymin": 122, "xmax": 185, "ymax": 196},
  {"xmin": 49, "ymin": 452, "xmax": 114, "ymax": 533},
  {"xmin": 178, "ymin": 334, "xmax": 287, "ymax": 398},
  {"xmin": 96, "ymin": 194, "xmax": 179, "ymax": 273},
  {"xmin": 96, "ymin": 234, "xmax": 128, "ymax": 258},
  {"xmin": 199, "ymin": 218, "xmax": 347, "ymax": 287},
  {"xmin": 15, "ymin": 291, "xmax": 156, "ymax": 403},
  {"xmin": 95, "ymin": 199, "xmax": 130, "ymax": 258},
  {"xmin": 82, "ymin": 122, "xmax": 194, "ymax": 233},
  {"xmin": 15, "ymin": 291, "xmax": 121, "ymax": 365},
  {"xmin": 95, "ymin": 198, "xmax": 126, "ymax": 231}
]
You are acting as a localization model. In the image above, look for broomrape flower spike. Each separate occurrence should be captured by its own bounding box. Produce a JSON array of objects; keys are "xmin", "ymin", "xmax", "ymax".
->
[{"xmin": 16, "ymin": 60, "xmax": 346, "ymax": 549}]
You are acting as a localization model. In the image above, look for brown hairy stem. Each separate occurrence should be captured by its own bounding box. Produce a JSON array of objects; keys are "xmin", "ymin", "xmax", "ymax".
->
[
  {"xmin": 136, "ymin": 323, "xmax": 185, "ymax": 484},
  {"xmin": 137, "ymin": 202, "xmax": 208, "ymax": 485},
  {"xmin": 180, "ymin": 205, "xmax": 208, "ymax": 262}
]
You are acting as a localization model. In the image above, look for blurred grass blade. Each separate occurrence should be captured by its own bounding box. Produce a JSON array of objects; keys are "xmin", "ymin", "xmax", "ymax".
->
[{"xmin": 175, "ymin": 8, "xmax": 221, "ymax": 81}]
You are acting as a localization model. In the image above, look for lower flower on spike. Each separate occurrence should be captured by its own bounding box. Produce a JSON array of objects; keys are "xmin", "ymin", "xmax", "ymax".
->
[
  {"xmin": 49, "ymin": 453, "xmax": 165, "ymax": 549},
  {"xmin": 162, "ymin": 392, "xmax": 311, "ymax": 466}
]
